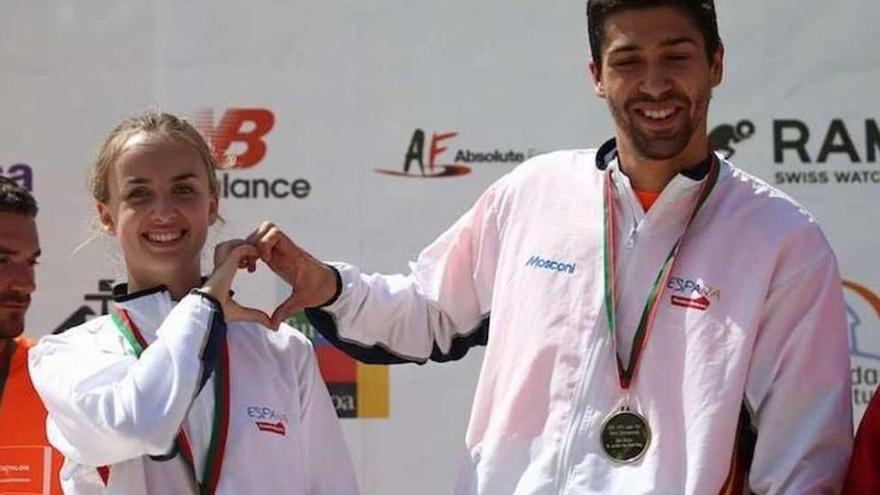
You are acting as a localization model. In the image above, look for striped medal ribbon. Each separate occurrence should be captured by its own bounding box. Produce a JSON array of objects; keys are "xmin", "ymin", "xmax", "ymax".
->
[
  {"xmin": 600, "ymin": 156, "xmax": 720, "ymax": 463},
  {"xmin": 110, "ymin": 309, "xmax": 230, "ymax": 494}
]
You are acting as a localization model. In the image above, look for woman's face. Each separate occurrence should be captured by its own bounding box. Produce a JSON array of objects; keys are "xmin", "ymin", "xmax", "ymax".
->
[{"xmin": 96, "ymin": 132, "xmax": 218, "ymax": 287}]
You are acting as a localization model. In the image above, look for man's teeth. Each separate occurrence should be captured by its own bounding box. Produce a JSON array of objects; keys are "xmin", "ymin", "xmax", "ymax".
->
[
  {"xmin": 643, "ymin": 108, "xmax": 676, "ymax": 120},
  {"xmin": 147, "ymin": 231, "xmax": 182, "ymax": 243}
]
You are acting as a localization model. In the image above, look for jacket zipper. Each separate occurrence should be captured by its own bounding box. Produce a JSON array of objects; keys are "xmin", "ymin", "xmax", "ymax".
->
[
  {"xmin": 556, "ymin": 175, "xmax": 642, "ymax": 493},
  {"xmin": 554, "ymin": 321, "xmax": 603, "ymax": 493}
]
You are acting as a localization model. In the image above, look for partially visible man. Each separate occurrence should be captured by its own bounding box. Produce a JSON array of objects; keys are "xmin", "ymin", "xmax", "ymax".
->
[
  {"xmin": 0, "ymin": 176, "xmax": 62, "ymax": 494},
  {"xmin": 843, "ymin": 393, "xmax": 880, "ymax": 494}
]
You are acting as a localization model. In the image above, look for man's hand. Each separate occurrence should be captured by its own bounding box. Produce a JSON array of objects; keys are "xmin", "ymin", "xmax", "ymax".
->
[
  {"xmin": 201, "ymin": 240, "xmax": 273, "ymax": 329},
  {"xmin": 247, "ymin": 221, "xmax": 338, "ymax": 329}
]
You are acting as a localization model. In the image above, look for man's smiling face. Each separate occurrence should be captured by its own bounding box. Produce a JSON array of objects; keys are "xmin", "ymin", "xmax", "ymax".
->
[{"xmin": 591, "ymin": 6, "xmax": 723, "ymax": 161}]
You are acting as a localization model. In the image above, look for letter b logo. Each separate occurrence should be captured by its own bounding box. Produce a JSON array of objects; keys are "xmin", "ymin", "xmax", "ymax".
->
[{"xmin": 196, "ymin": 108, "xmax": 275, "ymax": 169}]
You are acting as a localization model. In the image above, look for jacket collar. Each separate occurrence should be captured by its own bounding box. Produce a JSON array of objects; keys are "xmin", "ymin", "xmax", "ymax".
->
[
  {"xmin": 111, "ymin": 283, "xmax": 176, "ymax": 344},
  {"xmin": 595, "ymin": 138, "xmax": 713, "ymax": 181},
  {"xmin": 595, "ymin": 138, "xmax": 724, "ymax": 227}
]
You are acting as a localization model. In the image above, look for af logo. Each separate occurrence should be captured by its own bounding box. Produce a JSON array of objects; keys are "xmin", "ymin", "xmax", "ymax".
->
[
  {"xmin": 54, "ymin": 280, "xmax": 115, "ymax": 334},
  {"xmin": 708, "ymin": 120, "xmax": 755, "ymax": 159},
  {"xmin": 376, "ymin": 128, "xmax": 531, "ymax": 178},
  {"xmin": 844, "ymin": 280, "xmax": 880, "ymax": 409},
  {"xmin": 377, "ymin": 129, "xmax": 471, "ymax": 178}
]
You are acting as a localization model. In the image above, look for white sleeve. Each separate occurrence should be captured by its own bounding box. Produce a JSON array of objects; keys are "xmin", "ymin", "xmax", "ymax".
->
[
  {"xmin": 296, "ymin": 342, "xmax": 361, "ymax": 495},
  {"xmin": 309, "ymin": 181, "xmax": 503, "ymax": 362},
  {"xmin": 28, "ymin": 293, "xmax": 222, "ymax": 466},
  {"xmin": 745, "ymin": 248, "xmax": 853, "ymax": 494}
]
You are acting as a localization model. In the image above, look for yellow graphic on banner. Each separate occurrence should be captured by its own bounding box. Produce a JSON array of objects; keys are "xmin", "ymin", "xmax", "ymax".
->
[{"xmin": 357, "ymin": 364, "xmax": 390, "ymax": 418}]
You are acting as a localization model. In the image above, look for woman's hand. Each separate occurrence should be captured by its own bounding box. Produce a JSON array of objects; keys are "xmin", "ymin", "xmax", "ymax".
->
[{"xmin": 201, "ymin": 240, "xmax": 273, "ymax": 329}]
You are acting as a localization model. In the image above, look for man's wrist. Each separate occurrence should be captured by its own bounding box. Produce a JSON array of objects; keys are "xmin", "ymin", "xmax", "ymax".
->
[{"xmin": 310, "ymin": 264, "xmax": 342, "ymax": 309}]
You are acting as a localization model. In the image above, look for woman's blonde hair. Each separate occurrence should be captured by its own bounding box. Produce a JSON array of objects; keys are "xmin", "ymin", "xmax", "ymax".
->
[{"xmin": 88, "ymin": 111, "xmax": 225, "ymax": 203}]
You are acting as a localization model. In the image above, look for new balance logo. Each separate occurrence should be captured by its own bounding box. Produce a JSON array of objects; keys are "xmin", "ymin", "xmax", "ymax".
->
[{"xmin": 525, "ymin": 255, "xmax": 576, "ymax": 274}]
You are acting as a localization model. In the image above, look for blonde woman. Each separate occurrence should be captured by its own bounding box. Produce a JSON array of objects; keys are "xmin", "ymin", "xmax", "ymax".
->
[{"xmin": 29, "ymin": 112, "xmax": 359, "ymax": 495}]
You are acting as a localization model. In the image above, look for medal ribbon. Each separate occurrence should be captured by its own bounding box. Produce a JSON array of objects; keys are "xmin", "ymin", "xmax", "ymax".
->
[
  {"xmin": 111, "ymin": 309, "xmax": 229, "ymax": 495},
  {"xmin": 603, "ymin": 157, "xmax": 719, "ymax": 390}
]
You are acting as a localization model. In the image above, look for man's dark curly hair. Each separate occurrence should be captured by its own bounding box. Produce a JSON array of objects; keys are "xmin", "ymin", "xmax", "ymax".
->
[
  {"xmin": 0, "ymin": 176, "xmax": 38, "ymax": 217},
  {"xmin": 587, "ymin": 0, "xmax": 721, "ymax": 68}
]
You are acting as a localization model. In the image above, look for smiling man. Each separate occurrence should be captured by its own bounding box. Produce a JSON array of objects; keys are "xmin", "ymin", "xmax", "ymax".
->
[
  {"xmin": 0, "ymin": 177, "xmax": 63, "ymax": 494},
  {"xmin": 249, "ymin": 1, "xmax": 852, "ymax": 493}
]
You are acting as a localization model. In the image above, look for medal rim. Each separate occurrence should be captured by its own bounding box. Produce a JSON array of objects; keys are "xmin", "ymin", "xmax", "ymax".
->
[{"xmin": 600, "ymin": 409, "xmax": 652, "ymax": 464}]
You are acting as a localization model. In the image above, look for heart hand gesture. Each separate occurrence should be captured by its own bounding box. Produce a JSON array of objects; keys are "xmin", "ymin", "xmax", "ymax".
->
[
  {"xmin": 201, "ymin": 240, "xmax": 273, "ymax": 329},
  {"xmin": 247, "ymin": 221, "xmax": 338, "ymax": 329}
]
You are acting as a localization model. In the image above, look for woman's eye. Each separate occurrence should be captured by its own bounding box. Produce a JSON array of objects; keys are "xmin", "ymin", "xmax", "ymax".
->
[
  {"xmin": 126, "ymin": 188, "xmax": 150, "ymax": 200},
  {"xmin": 174, "ymin": 184, "xmax": 195, "ymax": 195}
]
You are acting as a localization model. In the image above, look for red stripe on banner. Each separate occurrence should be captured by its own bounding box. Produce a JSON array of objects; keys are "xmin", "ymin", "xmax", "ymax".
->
[{"xmin": 316, "ymin": 346, "xmax": 357, "ymax": 382}]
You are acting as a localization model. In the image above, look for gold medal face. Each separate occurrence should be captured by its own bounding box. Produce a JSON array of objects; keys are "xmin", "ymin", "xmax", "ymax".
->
[{"xmin": 600, "ymin": 409, "xmax": 651, "ymax": 463}]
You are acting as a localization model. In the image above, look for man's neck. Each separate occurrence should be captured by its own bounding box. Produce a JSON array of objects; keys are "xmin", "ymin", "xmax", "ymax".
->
[
  {"xmin": 0, "ymin": 338, "xmax": 12, "ymax": 365},
  {"xmin": 615, "ymin": 135, "xmax": 710, "ymax": 193}
]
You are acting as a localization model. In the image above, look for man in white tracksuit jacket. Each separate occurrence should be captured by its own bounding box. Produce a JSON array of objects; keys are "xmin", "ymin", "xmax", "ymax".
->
[{"xmin": 249, "ymin": 1, "xmax": 853, "ymax": 493}]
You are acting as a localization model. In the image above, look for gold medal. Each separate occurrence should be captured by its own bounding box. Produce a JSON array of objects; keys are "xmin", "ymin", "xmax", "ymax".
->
[{"xmin": 600, "ymin": 406, "xmax": 651, "ymax": 463}]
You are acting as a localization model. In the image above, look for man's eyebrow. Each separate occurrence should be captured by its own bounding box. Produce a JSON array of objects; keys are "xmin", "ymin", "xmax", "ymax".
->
[
  {"xmin": 660, "ymin": 36, "xmax": 699, "ymax": 48},
  {"xmin": 608, "ymin": 44, "xmax": 640, "ymax": 55},
  {"xmin": 172, "ymin": 173, "xmax": 198, "ymax": 182},
  {"xmin": 608, "ymin": 37, "xmax": 699, "ymax": 55},
  {"xmin": 0, "ymin": 246, "xmax": 40, "ymax": 258}
]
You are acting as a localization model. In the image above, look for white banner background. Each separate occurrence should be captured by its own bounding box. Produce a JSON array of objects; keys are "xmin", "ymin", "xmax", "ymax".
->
[{"xmin": 2, "ymin": 2, "xmax": 877, "ymax": 494}]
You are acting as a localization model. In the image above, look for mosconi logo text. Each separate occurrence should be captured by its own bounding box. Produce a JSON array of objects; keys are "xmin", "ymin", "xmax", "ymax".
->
[
  {"xmin": 376, "ymin": 128, "xmax": 538, "ymax": 178},
  {"xmin": 194, "ymin": 108, "xmax": 311, "ymax": 199},
  {"xmin": 524, "ymin": 255, "xmax": 576, "ymax": 275}
]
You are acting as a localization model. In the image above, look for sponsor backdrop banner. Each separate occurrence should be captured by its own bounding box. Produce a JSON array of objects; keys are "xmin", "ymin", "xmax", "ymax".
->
[{"xmin": 1, "ymin": 2, "xmax": 876, "ymax": 493}]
